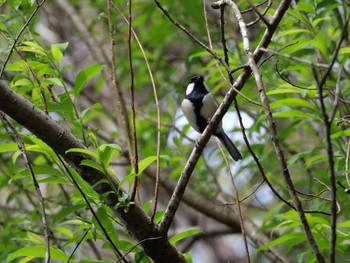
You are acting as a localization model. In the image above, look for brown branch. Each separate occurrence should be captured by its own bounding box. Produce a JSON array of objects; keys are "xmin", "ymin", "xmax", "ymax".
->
[
  {"xmin": 0, "ymin": 81, "xmax": 186, "ymax": 262},
  {"xmin": 159, "ymin": 0, "xmax": 296, "ymax": 236}
]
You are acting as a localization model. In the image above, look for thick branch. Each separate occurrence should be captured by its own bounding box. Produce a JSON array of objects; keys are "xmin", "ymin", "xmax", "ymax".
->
[{"xmin": 0, "ymin": 81, "xmax": 186, "ymax": 263}]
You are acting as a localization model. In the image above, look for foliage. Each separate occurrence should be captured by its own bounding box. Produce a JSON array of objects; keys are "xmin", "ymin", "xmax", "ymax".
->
[{"xmin": 0, "ymin": 0, "xmax": 349, "ymax": 262}]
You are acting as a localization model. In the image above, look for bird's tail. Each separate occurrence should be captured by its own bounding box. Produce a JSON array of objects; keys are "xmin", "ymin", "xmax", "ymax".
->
[{"xmin": 216, "ymin": 130, "xmax": 242, "ymax": 161}]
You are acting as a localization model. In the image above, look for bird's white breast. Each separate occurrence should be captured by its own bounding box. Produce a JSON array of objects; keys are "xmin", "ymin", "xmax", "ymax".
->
[{"xmin": 181, "ymin": 98, "xmax": 200, "ymax": 132}]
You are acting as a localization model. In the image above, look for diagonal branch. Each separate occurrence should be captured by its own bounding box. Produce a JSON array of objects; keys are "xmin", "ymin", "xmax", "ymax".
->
[
  {"xmin": 159, "ymin": 0, "xmax": 294, "ymax": 234},
  {"xmin": 0, "ymin": 81, "xmax": 186, "ymax": 263}
]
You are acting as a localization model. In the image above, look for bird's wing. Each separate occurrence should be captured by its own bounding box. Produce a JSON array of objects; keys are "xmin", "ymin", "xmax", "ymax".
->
[{"xmin": 200, "ymin": 93, "xmax": 222, "ymax": 128}]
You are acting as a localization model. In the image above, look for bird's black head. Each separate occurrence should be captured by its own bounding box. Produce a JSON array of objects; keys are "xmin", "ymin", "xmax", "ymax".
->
[
  {"xmin": 189, "ymin": 75, "xmax": 204, "ymax": 84},
  {"xmin": 186, "ymin": 75, "xmax": 208, "ymax": 96}
]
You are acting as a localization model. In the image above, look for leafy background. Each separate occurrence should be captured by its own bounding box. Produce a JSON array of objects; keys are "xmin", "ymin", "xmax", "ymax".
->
[{"xmin": 0, "ymin": 0, "xmax": 350, "ymax": 262}]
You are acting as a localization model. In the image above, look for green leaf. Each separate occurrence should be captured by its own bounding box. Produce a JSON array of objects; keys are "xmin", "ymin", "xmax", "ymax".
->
[
  {"xmin": 98, "ymin": 143, "xmax": 121, "ymax": 169},
  {"xmin": 137, "ymin": 155, "xmax": 170, "ymax": 175},
  {"xmin": 310, "ymin": 31, "xmax": 328, "ymax": 56},
  {"xmin": 51, "ymin": 44, "xmax": 63, "ymax": 63},
  {"xmin": 66, "ymin": 148, "xmax": 98, "ymax": 159},
  {"xmin": 52, "ymin": 204, "xmax": 86, "ymax": 225},
  {"xmin": 74, "ymin": 64, "xmax": 103, "ymax": 96},
  {"xmin": 0, "ymin": 143, "xmax": 19, "ymax": 153},
  {"xmin": 80, "ymin": 159, "xmax": 105, "ymax": 174},
  {"xmin": 18, "ymin": 41, "xmax": 46, "ymax": 56},
  {"xmin": 52, "ymin": 42, "xmax": 69, "ymax": 54},
  {"xmin": 7, "ymin": 246, "xmax": 69, "ymax": 262},
  {"xmin": 170, "ymin": 229, "xmax": 203, "ymax": 244},
  {"xmin": 297, "ymin": 2, "xmax": 314, "ymax": 13},
  {"xmin": 55, "ymin": 226, "xmax": 74, "ymax": 239},
  {"xmin": 43, "ymin": 77, "xmax": 64, "ymax": 87},
  {"xmin": 270, "ymin": 98, "xmax": 315, "ymax": 110},
  {"xmin": 338, "ymin": 221, "xmax": 350, "ymax": 228},
  {"xmin": 339, "ymin": 47, "xmax": 350, "ymax": 54},
  {"xmin": 305, "ymin": 154, "xmax": 327, "ymax": 168},
  {"xmin": 258, "ymin": 232, "xmax": 305, "ymax": 251},
  {"xmin": 94, "ymin": 206, "xmax": 119, "ymax": 245},
  {"xmin": 27, "ymin": 232, "xmax": 45, "ymax": 245},
  {"xmin": 331, "ymin": 130, "xmax": 350, "ymax": 139},
  {"xmin": 88, "ymin": 128, "xmax": 99, "ymax": 149},
  {"xmin": 38, "ymin": 177, "xmax": 71, "ymax": 185},
  {"xmin": 273, "ymin": 109, "xmax": 320, "ymax": 120}
]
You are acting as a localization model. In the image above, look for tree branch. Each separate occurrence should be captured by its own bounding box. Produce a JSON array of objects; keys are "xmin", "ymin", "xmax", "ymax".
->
[
  {"xmin": 0, "ymin": 81, "xmax": 186, "ymax": 263},
  {"xmin": 159, "ymin": 0, "xmax": 294, "ymax": 235}
]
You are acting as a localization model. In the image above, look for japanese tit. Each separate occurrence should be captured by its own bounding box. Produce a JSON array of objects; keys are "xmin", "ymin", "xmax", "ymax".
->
[{"xmin": 181, "ymin": 75, "xmax": 242, "ymax": 161}]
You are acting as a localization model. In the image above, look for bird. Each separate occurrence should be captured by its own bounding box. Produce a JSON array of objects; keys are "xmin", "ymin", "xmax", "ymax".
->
[{"xmin": 181, "ymin": 75, "xmax": 242, "ymax": 161}]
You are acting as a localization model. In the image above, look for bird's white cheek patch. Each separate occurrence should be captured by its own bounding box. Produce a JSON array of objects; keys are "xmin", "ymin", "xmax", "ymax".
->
[
  {"xmin": 181, "ymin": 99, "xmax": 200, "ymax": 132},
  {"xmin": 186, "ymin": 83, "xmax": 195, "ymax": 95}
]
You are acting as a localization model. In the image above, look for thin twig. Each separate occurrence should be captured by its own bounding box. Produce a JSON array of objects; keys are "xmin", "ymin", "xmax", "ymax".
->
[
  {"xmin": 275, "ymin": 60, "xmax": 316, "ymax": 90},
  {"xmin": 223, "ymin": 0, "xmax": 325, "ymax": 261},
  {"xmin": 234, "ymin": 95, "xmax": 296, "ymax": 211},
  {"xmin": 67, "ymin": 228, "xmax": 90, "ymax": 263},
  {"xmin": 1, "ymin": 111, "xmax": 51, "ymax": 263},
  {"xmin": 105, "ymin": 0, "xmax": 133, "ymax": 156},
  {"xmin": 126, "ymin": 0, "xmax": 139, "ymax": 202},
  {"xmin": 241, "ymin": 0, "xmax": 269, "ymax": 14},
  {"xmin": 218, "ymin": 143, "xmax": 251, "ymax": 262},
  {"xmin": 329, "ymin": 66, "xmax": 342, "ymax": 123},
  {"xmin": 346, "ymin": 141, "xmax": 350, "ymax": 188},
  {"xmin": 219, "ymin": 7, "xmax": 250, "ymax": 261},
  {"xmin": 260, "ymin": 47, "xmax": 331, "ymax": 69},
  {"xmin": 116, "ymin": 236, "xmax": 162, "ymax": 263},
  {"xmin": 0, "ymin": 0, "xmax": 46, "ymax": 78},
  {"xmin": 215, "ymin": 179, "xmax": 264, "ymax": 206},
  {"xmin": 246, "ymin": 0, "xmax": 271, "ymax": 28},
  {"xmin": 111, "ymin": 2, "xmax": 162, "ymax": 222},
  {"xmin": 247, "ymin": 0, "xmax": 272, "ymax": 28},
  {"xmin": 153, "ymin": 0, "xmax": 231, "ymax": 73}
]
